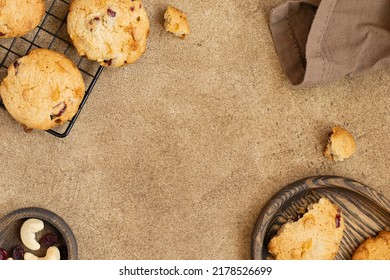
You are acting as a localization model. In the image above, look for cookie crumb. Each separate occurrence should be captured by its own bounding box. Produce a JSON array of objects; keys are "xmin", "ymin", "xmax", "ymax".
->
[
  {"xmin": 164, "ymin": 6, "xmax": 190, "ymax": 39},
  {"xmin": 324, "ymin": 126, "xmax": 356, "ymax": 161}
]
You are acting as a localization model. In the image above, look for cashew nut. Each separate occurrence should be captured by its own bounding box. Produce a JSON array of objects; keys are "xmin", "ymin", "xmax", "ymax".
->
[
  {"xmin": 20, "ymin": 218, "xmax": 44, "ymax": 250},
  {"xmin": 24, "ymin": 246, "xmax": 60, "ymax": 260}
]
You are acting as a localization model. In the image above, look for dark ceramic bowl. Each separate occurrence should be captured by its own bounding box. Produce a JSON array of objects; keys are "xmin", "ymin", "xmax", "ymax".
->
[{"xmin": 0, "ymin": 207, "xmax": 77, "ymax": 260}]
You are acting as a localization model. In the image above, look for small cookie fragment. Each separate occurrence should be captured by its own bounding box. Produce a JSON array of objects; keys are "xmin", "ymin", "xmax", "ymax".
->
[
  {"xmin": 324, "ymin": 126, "xmax": 356, "ymax": 161},
  {"xmin": 268, "ymin": 198, "xmax": 345, "ymax": 260},
  {"xmin": 0, "ymin": 0, "xmax": 46, "ymax": 38},
  {"xmin": 164, "ymin": 6, "xmax": 190, "ymax": 39},
  {"xmin": 352, "ymin": 231, "xmax": 390, "ymax": 260},
  {"xmin": 0, "ymin": 49, "xmax": 85, "ymax": 130}
]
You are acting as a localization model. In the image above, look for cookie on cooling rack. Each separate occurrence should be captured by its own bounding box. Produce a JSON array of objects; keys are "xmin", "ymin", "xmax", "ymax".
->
[
  {"xmin": 268, "ymin": 197, "xmax": 345, "ymax": 260},
  {"xmin": 352, "ymin": 231, "xmax": 390, "ymax": 260},
  {"xmin": 0, "ymin": 49, "xmax": 85, "ymax": 130},
  {"xmin": 0, "ymin": 0, "xmax": 46, "ymax": 38},
  {"xmin": 67, "ymin": 0, "xmax": 150, "ymax": 67}
]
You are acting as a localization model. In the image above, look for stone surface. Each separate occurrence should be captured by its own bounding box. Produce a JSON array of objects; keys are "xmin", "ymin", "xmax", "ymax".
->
[{"xmin": 0, "ymin": 0, "xmax": 389, "ymax": 259}]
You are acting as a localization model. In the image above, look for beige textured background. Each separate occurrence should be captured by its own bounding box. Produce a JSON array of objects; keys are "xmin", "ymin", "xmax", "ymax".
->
[{"xmin": 0, "ymin": 0, "xmax": 389, "ymax": 259}]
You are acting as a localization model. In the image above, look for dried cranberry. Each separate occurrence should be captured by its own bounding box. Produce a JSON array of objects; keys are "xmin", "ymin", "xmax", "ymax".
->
[
  {"xmin": 22, "ymin": 125, "xmax": 33, "ymax": 133},
  {"xmin": 39, "ymin": 233, "xmax": 58, "ymax": 247},
  {"xmin": 13, "ymin": 60, "xmax": 20, "ymax": 68},
  {"xmin": 107, "ymin": 8, "xmax": 116, "ymax": 17},
  {"xmin": 11, "ymin": 245, "xmax": 24, "ymax": 260},
  {"xmin": 130, "ymin": 7, "xmax": 134, "ymax": 12},
  {"xmin": 0, "ymin": 248, "xmax": 8, "ymax": 260},
  {"xmin": 104, "ymin": 59, "xmax": 112, "ymax": 66},
  {"xmin": 51, "ymin": 102, "xmax": 67, "ymax": 119},
  {"xmin": 13, "ymin": 60, "xmax": 20, "ymax": 75},
  {"xmin": 0, "ymin": 32, "xmax": 5, "ymax": 37},
  {"xmin": 58, "ymin": 246, "xmax": 68, "ymax": 260},
  {"xmin": 57, "ymin": 103, "xmax": 67, "ymax": 117},
  {"xmin": 335, "ymin": 212, "xmax": 341, "ymax": 228}
]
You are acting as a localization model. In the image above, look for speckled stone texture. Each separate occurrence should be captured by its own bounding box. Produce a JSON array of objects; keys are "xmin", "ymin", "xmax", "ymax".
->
[{"xmin": 0, "ymin": 0, "xmax": 389, "ymax": 259}]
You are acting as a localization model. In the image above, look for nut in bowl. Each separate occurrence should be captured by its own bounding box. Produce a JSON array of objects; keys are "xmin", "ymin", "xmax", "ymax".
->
[{"xmin": 0, "ymin": 208, "xmax": 77, "ymax": 260}]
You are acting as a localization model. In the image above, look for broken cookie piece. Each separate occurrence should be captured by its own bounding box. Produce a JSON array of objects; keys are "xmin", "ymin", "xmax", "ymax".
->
[
  {"xmin": 164, "ymin": 6, "xmax": 190, "ymax": 39},
  {"xmin": 324, "ymin": 126, "xmax": 356, "ymax": 161},
  {"xmin": 268, "ymin": 198, "xmax": 345, "ymax": 260}
]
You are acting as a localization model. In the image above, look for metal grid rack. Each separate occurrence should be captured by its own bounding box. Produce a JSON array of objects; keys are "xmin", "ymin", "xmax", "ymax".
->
[{"xmin": 0, "ymin": 0, "xmax": 103, "ymax": 138}]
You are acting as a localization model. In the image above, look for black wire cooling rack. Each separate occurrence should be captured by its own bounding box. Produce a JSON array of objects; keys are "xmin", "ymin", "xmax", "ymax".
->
[{"xmin": 0, "ymin": 0, "xmax": 103, "ymax": 138}]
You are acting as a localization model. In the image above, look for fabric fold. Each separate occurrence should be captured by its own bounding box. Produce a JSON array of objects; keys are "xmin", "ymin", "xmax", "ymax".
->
[{"xmin": 270, "ymin": 0, "xmax": 390, "ymax": 87}]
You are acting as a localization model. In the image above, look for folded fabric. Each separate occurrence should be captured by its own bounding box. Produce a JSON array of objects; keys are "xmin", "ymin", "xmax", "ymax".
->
[{"xmin": 269, "ymin": 0, "xmax": 390, "ymax": 87}]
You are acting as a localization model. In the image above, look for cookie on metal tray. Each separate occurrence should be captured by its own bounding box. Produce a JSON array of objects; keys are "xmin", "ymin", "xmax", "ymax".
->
[
  {"xmin": 0, "ymin": 0, "xmax": 46, "ymax": 38},
  {"xmin": 352, "ymin": 231, "xmax": 390, "ymax": 260},
  {"xmin": 67, "ymin": 0, "xmax": 150, "ymax": 67},
  {"xmin": 268, "ymin": 197, "xmax": 345, "ymax": 260},
  {"xmin": 0, "ymin": 49, "xmax": 85, "ymax": 131}
]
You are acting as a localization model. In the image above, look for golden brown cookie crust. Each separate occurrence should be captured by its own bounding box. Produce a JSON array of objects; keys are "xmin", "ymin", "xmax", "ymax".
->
[
  {"xmin": 268, "ymin": 198, "xmax": 345, "ymax": 260},
  {"xmin": 67, "ymin": 0, "xmax": 150, "ymax": 67},
  {"xmin": 0, "ymin": 0, "xmax": 45, "ymax": 38},
  {"xmin": 164, "ymin": 6, "xmax": 190, "ymax": 39},
  {"xmin": 352, "ymin": 231, "xmax": 390, "ymax": 260},
  {"xmin": 0, "ymin": 49, "xmax": 85, "ymax": 130},
  {"xmin": 324, "ymin": 126, "xmax": 356, "ymax": 161}
]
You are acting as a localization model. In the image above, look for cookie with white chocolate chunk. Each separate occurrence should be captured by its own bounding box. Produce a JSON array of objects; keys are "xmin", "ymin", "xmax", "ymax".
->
[
  {"xmin": 0, "ymin": 0, "xmax": 46, "ymax": 38},
  {"xmin": 268, "ymin": 198, "xmax": 345, "ymax": 260},
  {"xmin": 67, "ymin": 0, "xmax": 150, "ymax": 67},
  {"xmin": 352, "ymin": 231, "xmax": 390, "ymax": 260},
  {"xmin": 0, "ymin": 49, "xmax": 85, "ymax": 131}
]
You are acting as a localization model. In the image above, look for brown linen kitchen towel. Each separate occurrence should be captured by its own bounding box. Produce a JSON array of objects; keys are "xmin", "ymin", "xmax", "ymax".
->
[{"xmin": 269, "ymin": 0, "xmax": 390, "ymax": 87}]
